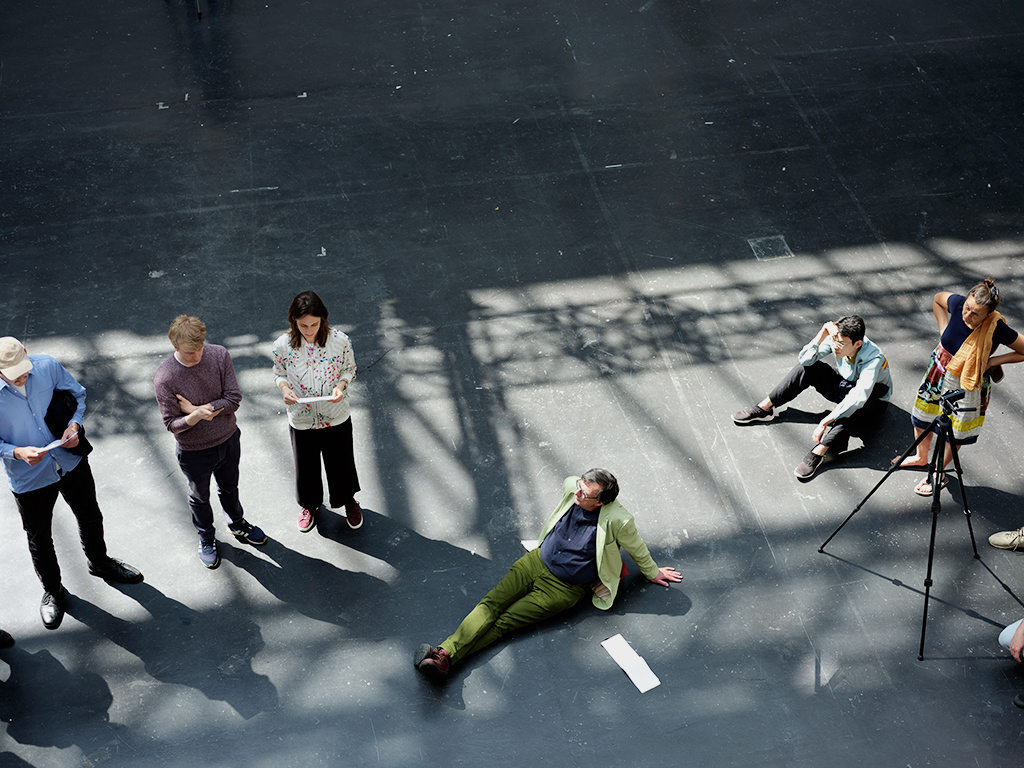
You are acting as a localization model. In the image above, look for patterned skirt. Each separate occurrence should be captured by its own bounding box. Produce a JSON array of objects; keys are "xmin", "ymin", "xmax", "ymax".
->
[{"xmin": 910, "ymin": 343, "xmax": 991, "ymax": 445}]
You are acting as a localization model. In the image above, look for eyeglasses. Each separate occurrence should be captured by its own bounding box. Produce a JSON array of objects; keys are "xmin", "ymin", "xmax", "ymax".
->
[{"xmin": 575, "ymin": 480, "xmax": 601, "ymax": 501}]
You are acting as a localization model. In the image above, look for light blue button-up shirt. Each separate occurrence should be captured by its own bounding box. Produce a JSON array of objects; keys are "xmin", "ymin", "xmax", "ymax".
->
[
  {"xmin": 0, "ymin": 354, "xmax": 86, "ymax": 493},
  {"xmin": 797, "ymin": 335, "xmax": 893, "ymax": 423}
]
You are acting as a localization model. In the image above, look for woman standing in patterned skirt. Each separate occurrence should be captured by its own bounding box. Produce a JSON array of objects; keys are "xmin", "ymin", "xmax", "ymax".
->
[{"xmin": 894, "ymin": 279, "xmax": 1024, "ymax": 495}]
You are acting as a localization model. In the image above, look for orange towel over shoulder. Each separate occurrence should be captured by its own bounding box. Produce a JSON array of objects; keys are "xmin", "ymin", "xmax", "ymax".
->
[{"xmin": 946, "ymin": 310, "xmax": 1004, "ymax": 391}]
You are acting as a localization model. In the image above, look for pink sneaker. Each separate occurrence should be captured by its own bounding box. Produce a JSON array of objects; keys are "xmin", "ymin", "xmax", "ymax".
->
[
  {"xmin": 297, "ymin": 507, "xmax": 316, "ymax": 533},
  {"xmin": 345, "ymin": 500, "xmax": 363, "ymax": 529}
]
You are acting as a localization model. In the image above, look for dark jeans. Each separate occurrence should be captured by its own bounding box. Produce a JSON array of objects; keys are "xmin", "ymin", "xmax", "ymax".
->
[
  {"xmin": 768, "ymin": 361, "xmax": 889, "ymax": 453},
  {"xmin": 12, "ymin": 458, "xmax": 109, "ymax": 594},
  {"xmin": 176, "ymin": 428, "xmax": 245, "ymax": 541},
  {"xmin": 289, "ymin": 419, "xmax": 360, "ymax": 510}
]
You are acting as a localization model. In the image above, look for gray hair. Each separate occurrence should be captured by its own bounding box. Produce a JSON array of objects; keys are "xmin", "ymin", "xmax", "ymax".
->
[{"xmin": 581, "ymin": 468, "xmax": 619, "ymax": 503}]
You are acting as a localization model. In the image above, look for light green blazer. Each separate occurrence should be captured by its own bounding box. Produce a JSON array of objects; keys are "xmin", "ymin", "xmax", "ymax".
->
[{"xmin": 537, "ymin": 476, "xmax": 660, "ymax": 610}]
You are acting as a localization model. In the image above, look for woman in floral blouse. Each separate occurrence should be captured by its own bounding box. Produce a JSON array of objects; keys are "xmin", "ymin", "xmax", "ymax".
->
[{"xmin": 272, "ymin": 291, "xmax": 362, "ymax": 532}]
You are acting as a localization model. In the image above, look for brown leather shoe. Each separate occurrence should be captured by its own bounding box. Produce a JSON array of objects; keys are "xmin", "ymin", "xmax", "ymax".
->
[
  {"xmin": 417, "ymin": 646, "xmax": 451, "ymax": 681},
  {"xmin": 413, "ymin": 643, "xmax": 434, "ymax": 668}
]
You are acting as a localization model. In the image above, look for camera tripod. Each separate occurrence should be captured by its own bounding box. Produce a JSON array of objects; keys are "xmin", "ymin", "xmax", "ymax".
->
[{"xmin": 819, "ymin": 389, "xmax": 979, "ymax": 660}]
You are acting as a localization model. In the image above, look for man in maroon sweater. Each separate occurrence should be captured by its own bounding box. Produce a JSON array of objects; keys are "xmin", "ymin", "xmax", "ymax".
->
[{"xmin": 153, "ymin": 315, "xmax": 267, "ymax": 569}]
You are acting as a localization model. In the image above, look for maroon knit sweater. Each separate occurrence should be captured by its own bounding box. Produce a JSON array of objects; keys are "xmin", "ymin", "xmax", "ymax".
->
[{"xmin": 153, "ymin": 344, "xmax": 241, "ymax": 451}]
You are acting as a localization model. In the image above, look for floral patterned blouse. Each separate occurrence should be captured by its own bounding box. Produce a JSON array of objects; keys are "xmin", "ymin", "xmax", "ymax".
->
[{"xmin": 272, "ymin": 328, "xmax": 357, "ymax": 430}]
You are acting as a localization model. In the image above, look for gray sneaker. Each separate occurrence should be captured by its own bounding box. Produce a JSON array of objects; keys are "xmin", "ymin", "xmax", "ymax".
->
[
  {"xmin": 989, "ymin": 527, "xmax": 1024, "ymax": 551},
  {"xmin": 199, "ymin": 538, "xmax": 220, "ymax": 569},
  {"xmin": 732, "ymin": 404, "xmax": 775, "ymax": 424},
  {"xmin": 794, "ymin": 451, "xmax": 824, "ymax": 481}
]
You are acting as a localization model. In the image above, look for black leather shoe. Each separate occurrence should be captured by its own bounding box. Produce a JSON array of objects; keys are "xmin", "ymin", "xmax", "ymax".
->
[
  {"xmin": 41, "ymin": 589, "xmax": 66, "ymax": 630},
  {"xmin": 88, "ymin": 557, "xmax": 144, "ymax": 584},
  {"xmin": 0, "ymin": 629, "xmax": 13, "ymax": 648}
]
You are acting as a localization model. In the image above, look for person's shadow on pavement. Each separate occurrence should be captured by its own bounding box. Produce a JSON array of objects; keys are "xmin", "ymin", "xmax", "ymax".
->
[
  {"xmin": 67, "ymin": 583, "xmax": 278, "ymax": 720},
  {"xmin": 0, "ymin": 642, "xmax": 125, "ymax": 757}
]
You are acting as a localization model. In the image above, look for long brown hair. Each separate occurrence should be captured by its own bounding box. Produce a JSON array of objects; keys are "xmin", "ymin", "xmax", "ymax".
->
[{"xmin": 287, "ymin": 291, "xmax": 331, "ymax": 348}]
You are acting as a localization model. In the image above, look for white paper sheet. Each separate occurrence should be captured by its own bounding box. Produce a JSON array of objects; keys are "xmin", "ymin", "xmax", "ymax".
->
[
  {"xmin": 601, "ymin": 633, "xmax": 660, "ymax": 693},
  {"xmin": 40, "ymin": 433, "xmax": 76, "ymax": 452},
  {"xmin": 296, "ymin": 395, "xmax": 335, "ymax": 404}
]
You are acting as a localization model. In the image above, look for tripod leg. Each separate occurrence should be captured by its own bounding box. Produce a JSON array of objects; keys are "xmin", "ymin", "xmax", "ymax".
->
[
  {"xmin": 819, "ymin": 426, "xmax": 934, "ymax": 553},
  {"xmin": 944, "ymin": 426, "xmax": 980, "ymax": 558},
  {"xmin": 918, "ymin": 489, "xmax": 943, "ymax": 660},
  {"xmin": 918, "ymin": 423, "xmax": 948, "ymax": 660}
]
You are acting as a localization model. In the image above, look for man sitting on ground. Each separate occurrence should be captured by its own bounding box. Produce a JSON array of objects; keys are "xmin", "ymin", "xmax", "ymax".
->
[
  {"xmin": 414, "ymin": 469, "xmax": 681, "ymax": 681},
  {"xmin": 732, "ymin": 315, "xmax": 892, "ymax": 480}
]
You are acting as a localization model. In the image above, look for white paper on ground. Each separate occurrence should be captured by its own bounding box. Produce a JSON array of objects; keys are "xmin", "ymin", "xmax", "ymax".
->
[
  {"xmin": 601, "ymin": 633, "xmax": 660, "ymax": 692},
  {"xmin": 296, "ymin": 395, "xmax": 335, "ymax": 403}
]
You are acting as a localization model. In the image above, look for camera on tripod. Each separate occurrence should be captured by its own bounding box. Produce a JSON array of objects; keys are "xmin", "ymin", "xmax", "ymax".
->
[
  {"xmin": 938, "ymin": 388, "xmax": 965, "ymax": 415},
  {"xmin": 938, "ymin": 388, "xmax": 975, "ymax": 417}
]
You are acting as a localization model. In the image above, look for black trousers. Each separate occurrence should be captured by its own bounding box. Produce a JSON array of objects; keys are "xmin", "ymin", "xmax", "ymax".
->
[
  {"xmin": 289, "ymin": 418, "xmax": 360, "ymax": 510},
  {"xmin": 767, "ymin": 361, "xmax": 889, "ymax": 453},
  {"xmin": 12, "ymin": 458, "xmax": 109, "ymax": 594},
  {"xmin": 175, "ymin": 428, "xmax": 244, "ymax": 541}
]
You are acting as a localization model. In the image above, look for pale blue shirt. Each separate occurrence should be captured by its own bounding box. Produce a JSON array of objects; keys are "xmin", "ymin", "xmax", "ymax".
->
[
  {"xmin": 0, "ymin": 354, "xmax": 86, "ymax": 493},
  {"xmin": 797, "ymin": 335, "xmax": 893, "ymax": 422}
]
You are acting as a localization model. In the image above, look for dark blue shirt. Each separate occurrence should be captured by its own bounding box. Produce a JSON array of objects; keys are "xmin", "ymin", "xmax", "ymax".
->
[
  {"xmin": 941, "ymin": 293, "xmax": 1018, "ymax": 354},
  {"xmin": 539, "ymin": 502, "xmax": 600, "ymax": 585}
]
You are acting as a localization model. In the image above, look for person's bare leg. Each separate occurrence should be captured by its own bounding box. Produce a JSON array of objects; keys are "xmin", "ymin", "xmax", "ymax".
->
[
  {"xmin": 893, "ymin": 427, "xmax": 931, "ymax": 468},
  {"xmin": 914, "ymin": 442, "xmax": 958, "ymax": 494}
]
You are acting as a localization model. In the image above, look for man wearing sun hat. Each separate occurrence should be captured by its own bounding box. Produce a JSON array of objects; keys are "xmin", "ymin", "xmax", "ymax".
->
[{"xmin": 0, "ymin": 337, "xmax": 143, "ymax": 630}]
